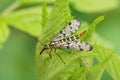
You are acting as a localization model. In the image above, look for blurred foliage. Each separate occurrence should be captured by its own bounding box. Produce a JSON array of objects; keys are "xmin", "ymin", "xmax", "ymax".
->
[
  {"xmin": 0, "ymin": 0, "xmax": 120, "ymax": 80},
  {"xmin": 2, "ymin": 7, "xmax": 43, "ymax": 37},
  {"xmin": 70, "ymin": 0, "xmax": 119, "ymax": 13},
  {"xmin": 0, "ymin": 23, "xmax": 9, "ymax": 46}
]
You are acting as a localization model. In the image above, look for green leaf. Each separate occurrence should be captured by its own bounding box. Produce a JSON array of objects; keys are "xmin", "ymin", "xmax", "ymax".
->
[
  {"xmin": 86, "ymin": 46, "xmax": 117, "ymax": 80},
  {"xmin": 40, "ymin": 0, "xmax": 73, "ymax": 42},
  {"xmin": 2, "ymin": 7, "xmax": 51, "ymax": 37},
  {"xmin": 86, "ymin": 64, "xmax": 105, "ymax": 80},
  {"xmin": 94, "ymin": 43, "xmax": 120, "ymax": 80},
  {"xmin": 68, "ymin": 60, "xmax": 106, "ymax": 80},
  {"xmin": 70, "ymin": 0, "xmax": 119, "ymax": 13},
  {"xmin": 0, "ymin": 22, "xmax": 9, "ymax": 47},
  {"xmin": 35, "ymin": 0, "xmax": 120, "ymax": 80},
  {"xmin": 36, "ymin": 0, "xmax": 102, "ymax": 80},
  {"xmin": 83, "ymin": 16, "xmax": 104, "ymax": 41}
]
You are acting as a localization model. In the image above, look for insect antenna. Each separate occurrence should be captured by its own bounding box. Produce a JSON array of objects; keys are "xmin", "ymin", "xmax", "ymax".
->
[
  {"xmin": 37, "ymin": 40, "xmax": 45, "ymax": 46},
  {"xmin": 32, "ymin": 37, "xmax": 50, "ymax": 55},
  {"xmin": 32, "ymin": 37, "xmax": 45, "ymax": 46},
  {"xmin": 40, "ymin": 47, "xmax": 46, "ymax": 55}
]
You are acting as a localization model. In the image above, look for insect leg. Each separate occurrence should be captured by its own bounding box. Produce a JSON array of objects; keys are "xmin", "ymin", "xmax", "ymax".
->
[
  {"xmin": 54, "ymin": 48, "xmax": 57, "ymax": 53},
  {"xmin": 54, "ymin": 49, "xmax": 65, "ymax": 64},
  {"xmin": 49, "ymin": 48, "xmax": 53, "ymax": 58}
]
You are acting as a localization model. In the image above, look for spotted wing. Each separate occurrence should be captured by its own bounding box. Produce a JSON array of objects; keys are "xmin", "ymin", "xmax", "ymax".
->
[
  {"xmin": 63, "ymin": 41, "xmax": 93, "ymax": 51},
  {"xmin": 52, "ymin": 19, "xmax": 81, "ymax": 41}
]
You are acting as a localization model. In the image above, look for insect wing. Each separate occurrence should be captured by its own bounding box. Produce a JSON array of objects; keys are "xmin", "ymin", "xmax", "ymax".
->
[
  {"xmin": 63, "ymin": 41, "xmax": 93, "ymax": 51},
  {"xmin": 52, "ymin": 19, "xmax": 81, "ymax": 41}
]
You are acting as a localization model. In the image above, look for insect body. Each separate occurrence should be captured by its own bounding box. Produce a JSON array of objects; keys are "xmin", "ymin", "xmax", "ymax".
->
[{"xmin": 40, "ymin": 19, "xmax": 93, "ymax": 63}]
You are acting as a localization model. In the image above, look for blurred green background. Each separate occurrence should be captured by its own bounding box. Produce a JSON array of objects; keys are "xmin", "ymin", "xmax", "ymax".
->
[{"xmin": 0, "ymin": 0, "xmax": 120, "ymax": 80}]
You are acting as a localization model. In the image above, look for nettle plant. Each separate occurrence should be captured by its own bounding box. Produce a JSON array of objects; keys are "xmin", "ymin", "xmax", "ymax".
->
[{"xmin": 0, "ymin": 0, "xmax": 120, "ymax": 80}]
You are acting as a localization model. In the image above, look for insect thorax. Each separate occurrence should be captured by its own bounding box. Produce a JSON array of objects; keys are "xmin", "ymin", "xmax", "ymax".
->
[{"xmin": 48, "ymin": 41, "xmax": 59, "ymax": 48}]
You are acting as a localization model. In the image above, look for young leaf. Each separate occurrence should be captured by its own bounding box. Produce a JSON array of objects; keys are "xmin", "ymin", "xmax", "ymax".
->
[
  {"xmin": 36, "ymin": 0, "xmax": 107, "ymax": 80},
  {"xmin": 40, "ymin": 0, "xmax": 73, "ymax": 43},
  {"xmin": 83, "ymin": 16, "xmax": 104, "ymax": 41},
  {"xmin": 68, "ymin": 60, "xmax": 106, "ymax": 80},
  {"xmin": 36, "ymin": 0, "xmax": 120, "ymax": 80},
  {"xmin": 36, "ymin": 0, "xmax": 79, "ymax": 80},
  {"xmin": 94, "ymin": 43, "xmax": 120, "ymax": 80},
  {"xmin": 86, "ymin": 48, "xmax": 116, "ymax": 80}
]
